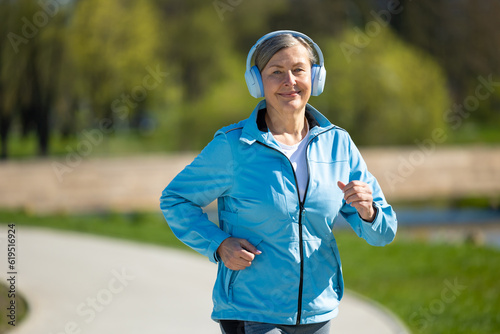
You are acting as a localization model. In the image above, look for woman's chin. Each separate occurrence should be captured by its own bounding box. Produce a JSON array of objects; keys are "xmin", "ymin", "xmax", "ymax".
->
[{"xmin": 279, "ymin": 99, "xmax": 307, "ymax": 114}]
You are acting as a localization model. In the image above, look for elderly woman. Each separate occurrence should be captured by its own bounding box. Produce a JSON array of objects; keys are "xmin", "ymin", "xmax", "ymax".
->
[{"xmin": 160, "ymin": 30, "xmax": 397, "ymax": 334}]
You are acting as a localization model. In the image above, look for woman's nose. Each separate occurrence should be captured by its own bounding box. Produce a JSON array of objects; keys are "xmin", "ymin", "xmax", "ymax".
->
[{"xmin": 283, "ymin": 71, "xmax": 296, "ymax": 86}]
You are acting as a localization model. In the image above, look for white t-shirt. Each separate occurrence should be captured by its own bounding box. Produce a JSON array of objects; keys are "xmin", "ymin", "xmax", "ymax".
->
[{"xmin": 276, "ymin": 129, "xmax": 310, "ymax": 202}]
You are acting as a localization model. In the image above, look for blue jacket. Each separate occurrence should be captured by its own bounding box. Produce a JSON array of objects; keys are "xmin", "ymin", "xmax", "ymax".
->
[{"xmin": 160, "ymin": 100, "xmax": 397, "ymax": 325}]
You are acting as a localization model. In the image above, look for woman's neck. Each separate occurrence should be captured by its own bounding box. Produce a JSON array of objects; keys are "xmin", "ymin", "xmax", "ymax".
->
[{"xmin": 265, "ymin": 108, "xmax": 308, "ymax": 146}]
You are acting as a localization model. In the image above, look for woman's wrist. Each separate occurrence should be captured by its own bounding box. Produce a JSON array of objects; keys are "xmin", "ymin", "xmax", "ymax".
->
[{"xmin": 360, "ymin": 203, "xmax": 377, "ymax": 222}]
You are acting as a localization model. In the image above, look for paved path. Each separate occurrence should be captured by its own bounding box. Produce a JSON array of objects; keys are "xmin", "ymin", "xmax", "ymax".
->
[{"xmin": 0, "ymin": 226, "xmax": 409, "ymax": 334}]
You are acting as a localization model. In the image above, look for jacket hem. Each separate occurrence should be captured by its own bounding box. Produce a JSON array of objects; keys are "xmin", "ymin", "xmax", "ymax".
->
[{"xmin": 211, "ymin": 307, "xmax": 339, "ymax": 325}]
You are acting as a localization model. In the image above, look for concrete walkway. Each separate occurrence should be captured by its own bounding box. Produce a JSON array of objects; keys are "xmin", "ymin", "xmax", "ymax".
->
[{"xmin": 1, "ymin": 226, "xmax": 409, "ymax": 334}]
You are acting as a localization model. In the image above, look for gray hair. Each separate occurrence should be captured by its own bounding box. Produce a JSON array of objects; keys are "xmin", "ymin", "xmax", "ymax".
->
[{"xmin": 254, "ymin": 33, "xmax": 318, "ymax": 72}]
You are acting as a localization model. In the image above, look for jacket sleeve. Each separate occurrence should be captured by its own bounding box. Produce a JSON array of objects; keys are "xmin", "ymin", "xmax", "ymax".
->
[
  {"xmin": 339, "ymin": 136, "xmax": 397, "ymax": 246},
  {"xmin": 160, "ymin": 132, "xmax": 233, "ymax": 262}
]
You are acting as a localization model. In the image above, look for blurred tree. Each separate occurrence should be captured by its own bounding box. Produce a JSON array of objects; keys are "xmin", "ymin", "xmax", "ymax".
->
[
  {"xmin": 156, "ymin": 1, "xmax": 234, "ymax": 101},
  {"xmin": 0, "ymin": 0, "xmax": 70, "ymax": 157},
  {"xmin": 154, "ymin": 0, "xmax": 261, "ymax": 149},
  {"xmin": 214, "ymin": 0, "xmax": 288, "ymax": 52},
  {"xmin": 68, "ymin": 0, "xmax": 163, "ymax": 130},
  {"xmin": 269, "ymin": 0, "xmax": 363, "ymax": 37},
  {"xmin": 181, "ymin": 49, "xmax": 255, "ymax": 149},
  {"xmin": 2, "ymin": 0, "xmax": 498, "ymax": 158},
  {"xmin": 219, "ymin": 0, "xmax": 382, "ymax": 55},
  {"xmin": 390, "ymin": 0, "xmax": 500, "ymax": 125},
  {"xmin": 312, "ymin": 28, "xmax": 451, "ymax": 145},
  {"xmin": 0, "ymin": 0, "xmax": 9, "ymax": 158}
]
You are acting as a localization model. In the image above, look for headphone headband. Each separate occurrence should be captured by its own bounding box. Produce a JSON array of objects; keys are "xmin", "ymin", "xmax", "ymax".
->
[{"xmin": 244, "ymin": 30, "xmax": 326, "ymax": 98}]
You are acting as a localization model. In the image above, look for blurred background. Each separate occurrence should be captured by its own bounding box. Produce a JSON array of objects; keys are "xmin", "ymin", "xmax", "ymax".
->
[
  {"xmin": 1, "ymin": 0, "xmax": 500, "ymax": 156},
  {"xmin": 0, "ymin": 0, "xmax": 499, "ymax": 333}
]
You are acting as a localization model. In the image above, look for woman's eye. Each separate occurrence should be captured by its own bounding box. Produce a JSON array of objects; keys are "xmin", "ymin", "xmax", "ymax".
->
[
  {"xmin": 294, "ymin": 68, "xmax": 305, "ymax": 73},
  {"xmin": 273, "ymin": 70, "xmax": 281, "ymax": 75}
]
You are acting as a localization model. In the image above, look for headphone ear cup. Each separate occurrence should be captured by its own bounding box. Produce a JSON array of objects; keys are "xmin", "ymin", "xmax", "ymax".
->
[
  {"xmin": 245, "ymin": 66, "xmax": 264, "ymax": 98},
  {"xmin": 311, "ymin": 64, "xmax": 326, "ymax": 96}
]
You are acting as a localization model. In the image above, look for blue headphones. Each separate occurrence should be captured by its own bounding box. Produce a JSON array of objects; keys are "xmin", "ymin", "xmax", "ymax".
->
[{"xmin": 245, "ymin": 30, "xmax": 326, "ymax": 98}]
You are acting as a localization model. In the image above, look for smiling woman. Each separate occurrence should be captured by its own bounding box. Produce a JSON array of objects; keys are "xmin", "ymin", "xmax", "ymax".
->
[{"xmin": 160, "ymin": 30, "xmax": 398, "ymax": 334}]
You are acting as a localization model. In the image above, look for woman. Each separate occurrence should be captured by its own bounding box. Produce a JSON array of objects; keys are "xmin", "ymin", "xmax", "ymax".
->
[{"xmin": 160, "ymin": 30, "xmax": 397, "ymax": 334}]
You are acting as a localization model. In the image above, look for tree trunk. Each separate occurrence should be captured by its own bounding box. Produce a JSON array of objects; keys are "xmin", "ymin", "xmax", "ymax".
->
[{"xmin": 0, "ymin": 111, "xmax": 10, "ymax": 160}]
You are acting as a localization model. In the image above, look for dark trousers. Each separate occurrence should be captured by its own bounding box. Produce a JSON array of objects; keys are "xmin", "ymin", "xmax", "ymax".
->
[
  {"xmin": 220, "ymin": 320, "xmax": 246, "ymax": 334},
  {"xmin": 220, "ymin": 320, "xmax": 331, "ymax": 334}
]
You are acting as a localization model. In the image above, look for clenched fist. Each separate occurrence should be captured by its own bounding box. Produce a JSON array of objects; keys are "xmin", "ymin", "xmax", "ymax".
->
[
  {"xmin": 217, "ymin": 237, "xmax": 262, "ymax": 271},
  {"xmin": 338, "ymin": 180, "xmax": 376, "ymax": 222}
]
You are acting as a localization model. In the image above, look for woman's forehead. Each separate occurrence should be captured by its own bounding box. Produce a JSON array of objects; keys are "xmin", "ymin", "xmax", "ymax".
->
[{"xmin": 265, "ymin": 45, "xmax": 311, "ymax": 68}]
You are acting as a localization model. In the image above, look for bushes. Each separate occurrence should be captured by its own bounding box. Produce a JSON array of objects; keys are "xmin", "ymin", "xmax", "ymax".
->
[{"xmin": 312, "ymin": 29, "xmax": 451, "ymax": 146}]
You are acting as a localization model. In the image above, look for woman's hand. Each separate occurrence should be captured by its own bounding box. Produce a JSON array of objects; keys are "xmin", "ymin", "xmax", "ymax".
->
[
  {"xmin": 337, "ymin": 181, "xmax": 376, "ymax": 222},
  {"xmin": 217, "ymin": 237, "xmax": 262, "ymax": 271}
]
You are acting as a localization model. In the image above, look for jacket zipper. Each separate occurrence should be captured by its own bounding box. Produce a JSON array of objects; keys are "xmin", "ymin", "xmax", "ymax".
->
[
  {"xmin": 296, "ymin": 143, "xmax": 312, "ymax": 325},
  {"xmin": 256, "ymin": 141, "xmax": 310, "ymax": 325},
  {"xmin": 256, "ymin": 127, "xmax": 331, "ymax": 324}
]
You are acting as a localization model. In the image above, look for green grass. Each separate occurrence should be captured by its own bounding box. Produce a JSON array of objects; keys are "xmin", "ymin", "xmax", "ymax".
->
[
  {"xmin": 1, "ymin": 209, "xmax": 499, "ymax": 333},
  {"xmin": 335, "ymin": 230, "xmax": 500, "ymax": 333},
  {"xmin": 446, "ymin": 122, "xmax": 500, "ymax": 144},
  {"xmin": 391, "ymin": 195, "xmax": 500, "ymax": 210},
  {"xmin": 3, "ymin": 129, "xmax": 180, "ymax": 160},
  {"xmin": 0, "ymin": 210, "xmax": 186, "ymax": 249}
]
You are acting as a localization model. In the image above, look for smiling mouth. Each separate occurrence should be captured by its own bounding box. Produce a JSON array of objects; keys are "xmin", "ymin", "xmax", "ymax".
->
[{"xmin": 278, "ymin": 91, "xmax": 301, "ymax": 97}]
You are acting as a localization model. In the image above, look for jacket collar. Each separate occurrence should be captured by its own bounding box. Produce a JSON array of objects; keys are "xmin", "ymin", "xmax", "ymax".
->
[{"xmin": 240, "ymin": 100, "xmax": 334, "ymax": 146}]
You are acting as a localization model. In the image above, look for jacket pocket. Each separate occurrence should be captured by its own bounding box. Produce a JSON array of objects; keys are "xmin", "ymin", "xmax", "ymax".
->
[
  {"xmin": 329, "ymin": 237, "xmax": 344, "ymax": 300},
  {"xmin": 224, "ymin": 234, "xmax": 264, "ymax": 303},
  {"xmin": 219, "ymin": 210, "xmax": 238, "ymax": 234},
  {"xmin": 224, "ymin": 269, "xmax": 240, "ymax": 302}
]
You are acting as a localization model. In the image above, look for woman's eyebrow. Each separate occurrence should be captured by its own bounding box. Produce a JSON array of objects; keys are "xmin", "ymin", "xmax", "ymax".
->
[{"xmin": 267, "ymin": 61, "xmax": 308, "ymax": 68}]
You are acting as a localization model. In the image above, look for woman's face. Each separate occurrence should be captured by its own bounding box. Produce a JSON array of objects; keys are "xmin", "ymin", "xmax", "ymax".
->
[{"xmin": 261, "ymin": 44, "xmax": 312, "ymax": 116}]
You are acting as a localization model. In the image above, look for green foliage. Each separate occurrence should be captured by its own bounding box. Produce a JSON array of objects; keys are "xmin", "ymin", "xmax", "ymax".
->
[
  {"xmin": 393, "ymin": 0, "xmax": 500, "ymax": 127},
  {"xmin": 178, "ymin": 51, "xmax": 256, "ymax": 149},
  {"xmin": 461, "ymin": 75, "xmax": 500, "ymax": 125},
  {"xmin": 68, "ymin": 0, "xmax": 164, "ymax": 119},
  {"xmin": 312, "ymin": 29, "xmax": 451, "ymax": 145}
]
